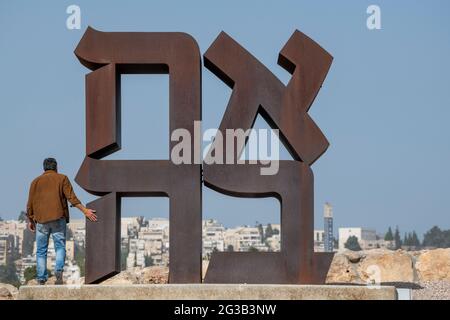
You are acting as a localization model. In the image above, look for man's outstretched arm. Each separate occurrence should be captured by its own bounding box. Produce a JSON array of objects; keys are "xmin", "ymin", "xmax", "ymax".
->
[
  {"xmin": 26, "ymin": 181, "xmax": 36, "ymax": 232},
  {"xmin": 63, "ymin": 176, "xmax": 98, "ymax": 222},
  {"xmin": 74, "ymin": 203, "xmax": 97, "ymax": 222}
]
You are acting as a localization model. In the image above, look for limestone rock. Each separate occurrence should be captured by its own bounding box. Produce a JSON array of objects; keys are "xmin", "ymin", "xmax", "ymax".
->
[
  {"xmin": 343, "ymin": 250, "xmax": 364, "ymax": 263},
  {"xmin": 416, "ymin": 248, "xmax": 450, "ymax": 281},
  {"xmin": 66, "ymin": 277, "xmax": 84, "ymax": 285},
  {"xmin": 27, "ymin": 276, "xmax": 57, "ymax": 286},
  {"xmin": 327, "ymin": 249, "xmax": 417, "ymax": 285},
  {"xmin": 0, "ymin": 287, "xmax": 12, "ymax": 300},
  {"xmin": 0, "ymin": 283, "xmax": 19, "ymax": 300},
  {"xmin": 202, "ymin": 260, "xmax": 209, "ymax": 280},
  {"xmin": 100, "ymin": 267, "xmax": 169, "ymax": 285},
  {"xmin": 326, "ymin": 253, "xmax": 362, "ymax": 284},
  {"xmin": 0, "ymin": 283, "xmax": 18, "ymax": 300},
  {"xmin": 100, "ymin": 269, "xmax": 140, "ymax": 285},
  {"xmin": 140, "ymin": 266, "xmax": 169, "ymax": 284},
  {"xmin": 358, "ymin": 249, "xmax": 415, "ymax": 283}
]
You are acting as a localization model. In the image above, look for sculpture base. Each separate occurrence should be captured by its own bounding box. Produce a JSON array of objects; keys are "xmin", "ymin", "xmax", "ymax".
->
[{"xmin": 18, "ymin": 284, "xmax": 397, "ymax": 300}]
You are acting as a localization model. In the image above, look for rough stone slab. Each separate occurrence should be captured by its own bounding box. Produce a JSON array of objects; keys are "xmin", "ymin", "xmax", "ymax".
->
[{"xmin": 18, "ymin": 284, "xmax": 397, "ymax": 300}]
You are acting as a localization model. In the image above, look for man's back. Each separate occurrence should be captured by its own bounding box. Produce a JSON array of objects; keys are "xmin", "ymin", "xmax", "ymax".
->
[
  {"xmin": 27, "ymin": 170, "xmax": 80, "ymax": 223},
  {"xmin": 26, "ymin": 158, "xmax": 97, "ymax": 285}
]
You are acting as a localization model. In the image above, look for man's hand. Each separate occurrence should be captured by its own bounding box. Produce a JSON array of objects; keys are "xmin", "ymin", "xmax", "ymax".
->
[
  {"xmin": 84, "ymin": 208, "xmax": 98, "ymax": 222},
  {"xmin": 75, "ymin": 204, "xmax": 98, "ymax": 222},
  {"xmin": 27, "ymin": 221, "xmax": 36, "ymax": 233}
]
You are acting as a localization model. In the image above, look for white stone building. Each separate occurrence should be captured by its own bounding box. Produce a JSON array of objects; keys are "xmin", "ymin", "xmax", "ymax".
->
[
  {"xmin": 202, "ymin": 219, "xmax": 225, "ymax": 258},
  {"xmin": 0, "ymin": 220, "xmax": 26, "ymax": 255},
  {"xmin": 338, "ymin": 227, "xmax": 390, "ymax": 251},
  {"xmin": 314, "ymin": 229, "xmax": 325, "ymax": 252},
  {"xmin": 224, "ymin": 227, "xmax": 263, "ymax": 252},
  {"xmin": 265, "ymin": 233, "xmax": 280, "ymax": 251},
  {"xmin": 0, "ymin": 235, "xmax": 9, "ymax": 265},
  {"xmin": 67, "ymin": 219, "xmax": 85, "ymax": 245}
]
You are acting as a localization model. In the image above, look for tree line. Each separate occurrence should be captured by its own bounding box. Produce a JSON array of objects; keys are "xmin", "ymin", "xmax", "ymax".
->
[{"xmin": 345, "ymin": 225, "xmax": 450, "ymax": 251}]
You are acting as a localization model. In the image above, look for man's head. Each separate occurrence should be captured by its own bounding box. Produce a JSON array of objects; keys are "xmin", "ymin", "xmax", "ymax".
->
[{"xmin": 43, "ymin": 158, "xmax": 57, "ymax": 172}]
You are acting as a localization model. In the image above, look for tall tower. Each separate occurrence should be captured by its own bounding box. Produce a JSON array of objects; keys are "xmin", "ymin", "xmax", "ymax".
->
[{"xmin": 323, "ymin": 202, "xmax": 334, "ymax": 252}]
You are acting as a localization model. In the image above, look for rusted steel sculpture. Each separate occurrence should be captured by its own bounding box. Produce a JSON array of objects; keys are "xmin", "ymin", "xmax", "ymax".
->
[
  {"xmin": 75, "ymin": 27, "xmax": 333, "ymax": 284},
  {"xmin": 202, "ymin": 31, "xmax": 334, "ymax": 284},
  {"xmin": 74, "ymin": 27, "xmax": 202, "ymax": 284}
]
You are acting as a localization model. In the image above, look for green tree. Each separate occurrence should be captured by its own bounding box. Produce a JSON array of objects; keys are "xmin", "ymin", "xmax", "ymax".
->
[
  {"xmin": 344, "ymin": 236, "xmax": 361, "ymax": 251},
  {"xmin": 22, "ymin": 228, "xmax": 35, "ymax": 257},
  {"xmin": 66, "ymin": 227, "xmax": 74, "ymax": 241},
  {"xmin": 0, "ymin": 260, "xmax": 20, "ymax": 287},
  {"xmin": 333, "ymin": 238, "xmax": 339, "ymax": 249},
  {"xmin": 257, "ymin": 223, "xmax": 264, "ymax": 242},
  {"xmin": 121, "ymin": 247, "xmax": 129, "ymax": 271},
  {"xmin": 444, "ymin": 230, "xmax": 450, "ymax": 247},
  {"xmin": 137, "ymin": 216, "xmax": 145, "ymax": 228},
  {"xmin": 394, "ymin": 226, "xmax": 402, "ymax": 249},
  {"xmin": 248, "ymin": 246, "xmax": 259, "ymax": 252},
  {"xmin": 74, "ymin": 243, "xmax": 85, "ymax": 276},
  {"xmin": 264, "ymin": 240, "xmax": 272, "ymax": 252},
  {"xmin": 18, "ymin": 211, "xmax": 27, "ymax": 222},
  {"xmin": 422, "ymin": 226, "xmax": 450, "ymax": 248},
  {"xmin": 403, "ymin": 233, "xmax": 409, "ymax": 246},
  {"xmin": 23, "ymin": 265, "xmax": 37, "ymax": 283},
  {"xmin": 265, "ymin": 224, "xmax": 274, "ymax": 239},
  {"xmin": 384, "ymin": 227, "xmax": 394, "ymax": 241},
  {"xmin": 411, "ymin": 231, "xmax": 421, "ymax": 247},
  {"xmin": 144, "ymin": 255, "xmax": 153, "ymax": 267}
]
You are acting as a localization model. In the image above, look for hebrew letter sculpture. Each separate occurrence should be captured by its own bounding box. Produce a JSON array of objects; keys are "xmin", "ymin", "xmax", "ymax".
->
[
  {"xmin": 75, "ymin": 27, "xmax": 334, "ymax": 285},
  {"xmin": 74, "ymin": 27, "xmax": 202, "ymax": 284},
  {"xmin": 203, "ymin": 30, "xmax": 334, "ymax": 284}
]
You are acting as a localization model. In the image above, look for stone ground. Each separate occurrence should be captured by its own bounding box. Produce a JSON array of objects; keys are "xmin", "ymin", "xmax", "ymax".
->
[
  {"xmin": 1, "ymin": 249, "xmax": 449, "ymax": 300},
  {"xmin": 0, "ymin": 283, "xmax": 19, "ymax": 300},
  {"xmin": 413, "ymin": 281, "xmax": 450, "ymax": 300},
  {"xmin": 2, "ymin": 280, "xmax": 450, "ymax": 300}
]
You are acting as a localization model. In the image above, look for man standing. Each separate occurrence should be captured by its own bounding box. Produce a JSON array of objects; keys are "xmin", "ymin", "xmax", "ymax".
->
[{"xmin": 26, "ymin": 158, "xmax": 97, "ymax": 285}]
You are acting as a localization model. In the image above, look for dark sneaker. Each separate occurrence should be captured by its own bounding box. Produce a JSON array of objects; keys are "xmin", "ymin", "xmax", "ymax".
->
[
  {"xmin": 38, "ymin": 279, "xmax": 46, "ymax": 285},
  {"xmin": 55, "ymin": 272, "xmax": 63, "ymax": 285}
]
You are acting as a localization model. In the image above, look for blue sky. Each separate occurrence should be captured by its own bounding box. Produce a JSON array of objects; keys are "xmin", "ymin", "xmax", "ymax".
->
[{"xmin": 0, "ymin": 0, "xmax": 449, "ymax": 237}]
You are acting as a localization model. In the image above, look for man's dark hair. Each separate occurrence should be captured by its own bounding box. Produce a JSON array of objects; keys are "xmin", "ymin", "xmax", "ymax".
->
[{"xmin": 43, "ymin": 158, "xmax": 57, "ymax": 171}]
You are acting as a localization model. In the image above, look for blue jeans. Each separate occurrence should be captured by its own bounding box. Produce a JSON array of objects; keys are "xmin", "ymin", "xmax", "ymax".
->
[{"xmin": 36, "ymin": 218, "xmax": 66, "ymax": 281}]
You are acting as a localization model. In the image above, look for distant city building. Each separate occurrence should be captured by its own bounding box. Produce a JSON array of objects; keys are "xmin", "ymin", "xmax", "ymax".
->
[
  {"xmin": 224, "ymin": 226, "xmax": 266, "ymax": 252},
  {"xmin": 323, "ymin": 202, "xmax": 334, "ymax": 252},
  {"xmin": 128, "ymin": 238, "xmax": 146, "ymax": 268},
  {"xmin": 202, "ymin": 219, "xmax": 225, "ymax": 258},
  {"xmin": 66, "ymin": 240, "xmax": 75, "ymax": 261},
  {"xmin": 314, "ymin": 229, "xmax": 325, "ymax": 252},
  {"xmin": 265, "ymin": 233, "xmax": 280, "ymax": 252},
  {"xmin": 338, "ymin": 227, "xmax": 391, "ymax": 251},
  {"xmin": 64, "ymin": 261, "xmax": 81, "ymax": 284},
  {"xmin": 67, "ymin": 219, "xmax": 85, "ymax": 246},
  {"xmin": 0, "ymin": 235, "xmax": 10, "ymax": 265},
  {"xmin": 126, "ymin": 217, "xmax": 169, "ymax": 268},
  {"xmin": 270, "ymin": 224, "xmax": 281, "ymax": 234},
  {"xmin": 339, "ymin": 227, "xmax": 375, "ymax": 250},
  {"xmin": 0, "ymin": 220, "xmax": 26, "ymax": 255},
  {"xmin": 17, "ymin": 255, "xmax": 35, "ymax": 283},
  {"xmin": 2, "ymin": 212, "xmax": 403, "ymax": 284}
]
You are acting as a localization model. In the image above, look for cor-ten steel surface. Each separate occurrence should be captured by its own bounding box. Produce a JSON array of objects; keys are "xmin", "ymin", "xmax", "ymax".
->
[
  {"xmin": 75, "ymin": 27, "xmax": 333, "ymax": 285},
  {"xmin": 203, "ymin": 30, "xmax": 333, "ymax": 284},
  {"xmin": 75, "ymin": 27, "xmax": 202, "ymax": 284}
]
